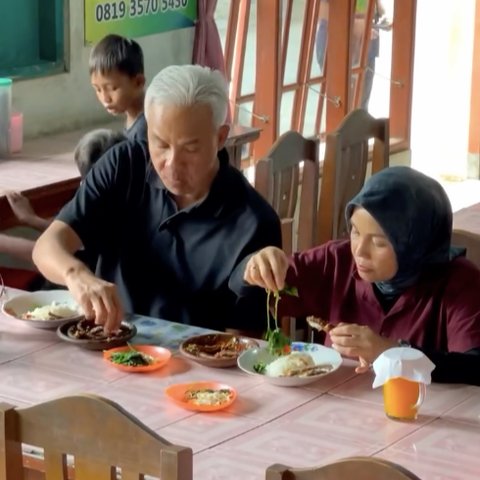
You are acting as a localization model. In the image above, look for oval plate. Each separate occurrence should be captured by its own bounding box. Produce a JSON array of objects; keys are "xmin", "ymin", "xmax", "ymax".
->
[
  {"xmin": 165, "ymin": 381, "xmax": 237, "ymax": 412},
  {"xmin": 237, "ymin": 341, "xmax": 342, "ymax": 387},
  {"xmin": 57, "ymin": 320, "xmax": 136, "ymax": 351},
  {"xmin": 179, "ymin": 333, "xmax": 259, "ymax": 368},
  {"xmin": 2, "ymin": 290, "xmax": 83, "ymax": 329},
  {"xmin": 103, "ymin": 345, "xmax": 171, "ymax": 373}
]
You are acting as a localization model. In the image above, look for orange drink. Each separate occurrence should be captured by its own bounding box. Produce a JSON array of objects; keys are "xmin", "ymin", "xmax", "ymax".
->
[{"xmin": 383, "ymin": 376, "xmax": 425, "ymax": 421}]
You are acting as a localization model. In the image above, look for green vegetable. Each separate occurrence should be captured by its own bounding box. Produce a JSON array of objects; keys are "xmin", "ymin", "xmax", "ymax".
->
[
  {"xmin": 264, "ymin": 328, "xmax": 290, "ymax": 356},
  {"xmin": 281, "ymin": 286, "xmax": 299, "ymax": 297},
  {"xmin": 109, "ymin": 345, "xmax": 154, "ymax": 366},
  {"xmin": 253, "ymin": 362, "xmax": 266, "ymax": 374},
  {"xmin": 264, "ymin": 286, "xmax": 299, "ymax": 355}
]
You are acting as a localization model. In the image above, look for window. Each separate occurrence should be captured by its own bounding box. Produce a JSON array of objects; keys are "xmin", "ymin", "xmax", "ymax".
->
[
  {"xmin": 215, "ymin": 0, "xmax": 414, "ymax": 162},
  {"xmin": 0, "ymin": 0, "xmax": 66, "ymax": 78}
]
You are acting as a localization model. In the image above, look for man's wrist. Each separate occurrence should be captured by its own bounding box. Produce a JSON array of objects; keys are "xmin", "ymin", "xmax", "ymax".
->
[{"xmin": 63, "ymin": 262, "xmax": 91, "ymax": 284}]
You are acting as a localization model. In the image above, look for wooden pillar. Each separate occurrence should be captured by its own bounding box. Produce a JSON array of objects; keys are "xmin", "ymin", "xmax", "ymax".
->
[
  {"xmin": 252, "ymin": 0, "xmax": 281, "ymax": 159},
  {"xmin": 467, "ymin": 0, "xmax": 480, "ymax": 177},
  {"xmin": 389, "ymin": 0, "xmax": 416, "ymax": 147},
  {"xmin": 228, "ymin": 0, "xmax": 250, "ymax": 122},
  {"xmin": 326, "ymin": 0, "xmax": 354, "ymax": 131}
]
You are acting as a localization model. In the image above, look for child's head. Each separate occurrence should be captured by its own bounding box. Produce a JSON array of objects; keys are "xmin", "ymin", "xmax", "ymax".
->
[
  {"xmin": 89, "ymin": 34, "xmax": 145, "ymax": 116},
  {"xmin": 74, "ymin": 129, "xmax": 126, "ymax": 178}
]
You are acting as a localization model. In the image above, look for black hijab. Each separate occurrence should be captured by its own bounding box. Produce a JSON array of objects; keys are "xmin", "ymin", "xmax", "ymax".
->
[{"xmin": 345, "ymin": 166, "xmax": 462, "ymax": 296}]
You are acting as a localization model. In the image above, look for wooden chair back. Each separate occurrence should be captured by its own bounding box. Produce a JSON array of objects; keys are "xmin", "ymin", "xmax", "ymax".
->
[
  {"xmin": 266, "ymin": 456, "xmax": 421, "ymax": 480},
  {"xmin": 452, "ymin": 229, "xmax": 480, "ymax": 269},
  {"xmin": 317, "ymin": 108, "xmax": 389, "ymax": 244},
  {"xmin": 0, "ymin": 394, "xmax": 193, "ymax": 480},
  {"xmin": 255, "ymin": 130, "xmax": 319, "ymax": 254}
]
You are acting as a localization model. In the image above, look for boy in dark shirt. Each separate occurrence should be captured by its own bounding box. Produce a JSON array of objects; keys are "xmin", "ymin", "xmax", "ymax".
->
[{"xmin": 89, "ymin": 34, "xmax": 147, "ymax": 142}]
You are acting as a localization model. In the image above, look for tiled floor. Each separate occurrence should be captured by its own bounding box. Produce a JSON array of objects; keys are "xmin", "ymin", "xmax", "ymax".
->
[{"xmin": 440, "ymin": 178, "xmax": 480, "ymax": 212}]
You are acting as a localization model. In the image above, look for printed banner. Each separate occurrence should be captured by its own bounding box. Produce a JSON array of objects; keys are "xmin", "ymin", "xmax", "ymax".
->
[{"xmin": 84, "ymin": 0, "xmax": 197, "ymax": 44}]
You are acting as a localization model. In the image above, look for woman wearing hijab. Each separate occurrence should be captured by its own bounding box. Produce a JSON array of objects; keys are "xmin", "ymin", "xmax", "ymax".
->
[{"xmin": 230, "ymin": 166, "xmax": 480, "ymax": 385}]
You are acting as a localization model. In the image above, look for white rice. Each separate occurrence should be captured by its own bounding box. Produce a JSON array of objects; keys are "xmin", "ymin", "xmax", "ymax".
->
[
  {"xmin": 265, "ymin": 352, "xmax": 315, "ymax": 377},
  {"xmin": 23, "ymin": 301, "xmax": 80, "ymax": 321}
]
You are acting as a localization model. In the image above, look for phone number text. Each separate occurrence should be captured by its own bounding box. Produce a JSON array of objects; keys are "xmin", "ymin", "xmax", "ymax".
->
[{"xmin": 95, "ymin": 0, "xmax": 188, "ymax": 22}]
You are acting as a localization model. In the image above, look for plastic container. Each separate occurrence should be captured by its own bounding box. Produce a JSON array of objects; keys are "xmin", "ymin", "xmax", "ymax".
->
[
  {"xmin": 9, "ymin": 111, "xmax": 23, "ymax": 153},
  {"xmin": 0, "ymin": 77, "xmax": 12, "ymax": 157}
]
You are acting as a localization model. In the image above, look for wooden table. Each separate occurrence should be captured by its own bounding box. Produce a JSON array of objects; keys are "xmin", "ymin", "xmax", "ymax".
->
[
  {"xmin": 0, "ymin": 124, "xmax": 261, "ymax": 230},
  {"xmin": 0, "ymin": 288, "xmax": 478, "ymax": 480}
]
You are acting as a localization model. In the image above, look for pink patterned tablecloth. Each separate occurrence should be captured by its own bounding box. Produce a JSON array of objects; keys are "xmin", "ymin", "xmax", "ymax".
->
[{"xmin": 0, "ymin": 288, "xmax": 479, "ymax": 480}]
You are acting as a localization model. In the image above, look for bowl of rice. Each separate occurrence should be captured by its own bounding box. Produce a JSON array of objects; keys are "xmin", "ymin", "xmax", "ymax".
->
[
  {"xmin": 2, "ymin": 290, "xmax": 83, "ymax": 329},
  {"xmin": 237, "ymin": 342, "xmax": 343, "ymax": 387}
]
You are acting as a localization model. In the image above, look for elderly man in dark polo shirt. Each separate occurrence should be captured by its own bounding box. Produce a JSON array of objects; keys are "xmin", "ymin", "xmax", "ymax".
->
[{"xmin": 32, "ymin": 65, "xmax": 281, "ymax": 333}]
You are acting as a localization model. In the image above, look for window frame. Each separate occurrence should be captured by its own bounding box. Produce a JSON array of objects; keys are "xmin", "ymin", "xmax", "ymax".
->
[
  {"xmin": 217, "ymin": 0, "xmax": 416, "ymax": 162},
  {"xmin": 0, "ymin": 0, "xmax": 67, "ymax": 80}
]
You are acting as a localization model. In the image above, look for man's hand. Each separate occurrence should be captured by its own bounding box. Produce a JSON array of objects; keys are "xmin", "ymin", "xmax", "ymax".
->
[
  {"xmin": 243, "ymin": 247, "xmax": 289, "ymax": 292},
  {"xmin": 329, "ymin": 322, "xmax": 397, "ymax": 367},
  {"xmin": 65, "ymin": 267, "xmax": 123, "ymax": 334}
]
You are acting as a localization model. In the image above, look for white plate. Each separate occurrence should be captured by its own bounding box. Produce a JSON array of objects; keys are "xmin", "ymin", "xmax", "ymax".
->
[
  {"xmin": 2, "ymin": 290, "xmax": 83, "ymax": 329},
  {"xmin": 237, "ymin": 341, "xmax": 342, "ymax": 387}
]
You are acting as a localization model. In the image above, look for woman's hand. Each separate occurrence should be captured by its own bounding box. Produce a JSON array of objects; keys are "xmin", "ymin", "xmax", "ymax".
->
[
  {"xmin": 243, "ymin": 247, "xmax": 289, "ymax": 292},
  {"xmin": 329, "ymin": 322, "xmax": 397, "ymax": 369},
  {"xmin": 65, "ymin": 267, "xmax": 123, "ymax": 334}
]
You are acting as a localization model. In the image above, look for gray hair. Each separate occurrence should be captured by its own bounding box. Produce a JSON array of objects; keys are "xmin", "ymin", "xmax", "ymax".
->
[{"xmin": 144, "ymin": 65, "xmax": 229, "ymax": 128}]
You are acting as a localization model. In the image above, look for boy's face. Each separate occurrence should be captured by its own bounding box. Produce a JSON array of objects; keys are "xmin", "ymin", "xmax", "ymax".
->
[{"xmin": 91, "ymin": 70, "xmax": 144, "ymax": 115}]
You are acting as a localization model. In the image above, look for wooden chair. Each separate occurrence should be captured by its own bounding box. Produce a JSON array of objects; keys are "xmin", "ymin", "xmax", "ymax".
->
[
  {"xmin": 254, "ymin": 130, "xmax": 319, "ymax": 254},
  {"xmin": 254, "ymin": 131, "xmax": 319, "ymax": 338},
  {"xmin": 452, "ymin": 229, "xmax": 480, "ymax": 269},
  {"xmin": 0, "ymin": 394, "xmax": 193, "ymax": 480},
  {"xmin": 266, "ymin": 456, "xmax": 421, "ymax": 480},
  {"xmin": 317, "ymin": 108, "xmax": 389, "ymax": 244}
]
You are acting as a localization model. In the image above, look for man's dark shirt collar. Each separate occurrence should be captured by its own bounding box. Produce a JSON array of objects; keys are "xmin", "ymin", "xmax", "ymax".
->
[{"xmin": 146, "ymin": 148, "xmax": 231, "ymax": 218}]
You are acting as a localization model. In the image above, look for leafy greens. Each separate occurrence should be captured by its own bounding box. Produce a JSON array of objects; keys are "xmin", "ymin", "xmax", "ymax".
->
[
  {"xmin": 109, "ymin": 344, "xmax": 155, "ymax": 367},
  {"xmin": 265, "ymin": 286, "xmax": 298, "ymax": 355}
]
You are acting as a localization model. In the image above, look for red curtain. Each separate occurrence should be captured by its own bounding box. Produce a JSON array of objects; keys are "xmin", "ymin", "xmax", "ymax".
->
[{"xmin": 192, "ymin": 0, "xmax": 231, "ymax": 122}]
